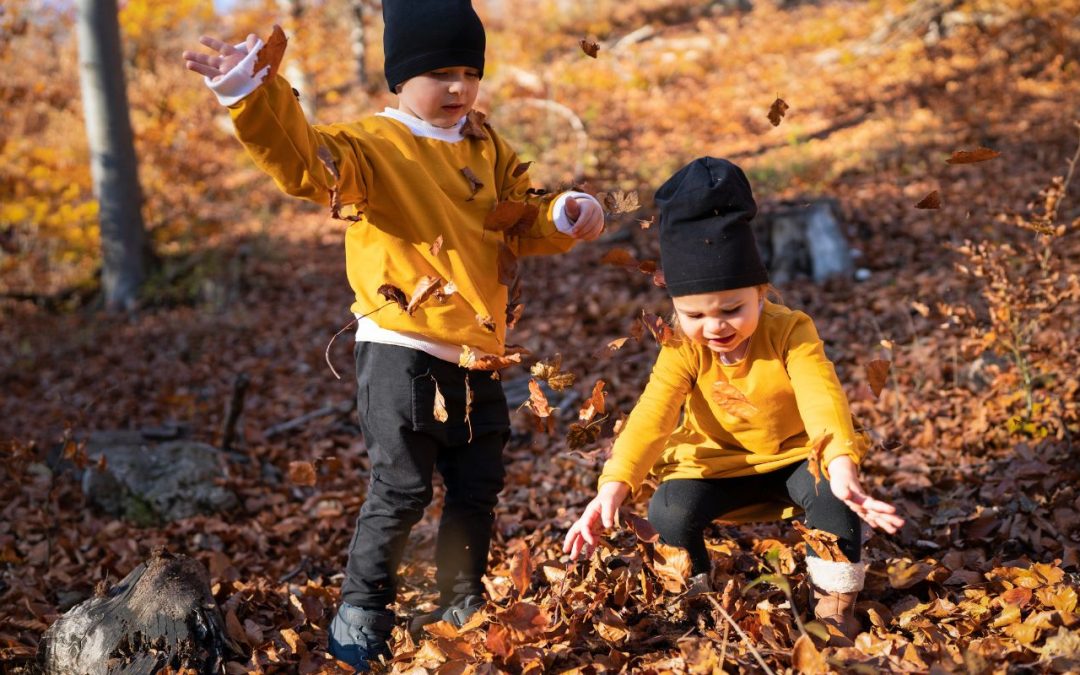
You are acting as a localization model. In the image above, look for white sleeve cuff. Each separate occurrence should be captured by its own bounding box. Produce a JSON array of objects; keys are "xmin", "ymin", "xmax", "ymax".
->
[
  {"xmin": 552, "ymin": 191, "xmax": 602, "ymax": 234},
  {"xmin": 205, "ymin": 39, "xmax": 269, "ymax": 107}
]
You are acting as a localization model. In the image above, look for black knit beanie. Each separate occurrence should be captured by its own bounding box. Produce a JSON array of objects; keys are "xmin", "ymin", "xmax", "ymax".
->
[
  {"xmin": 656, "ymin": 157, "xmax": 769, "ymax": 297},
  {"xmin": 382, "ymin": 0, "xmax": 486, "ymax": 93}
]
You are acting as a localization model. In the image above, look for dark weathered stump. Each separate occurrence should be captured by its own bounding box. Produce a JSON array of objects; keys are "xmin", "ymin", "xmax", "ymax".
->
[{"xmin": 42, "ymin": 550, "xmax": 232, "ymax": 674}]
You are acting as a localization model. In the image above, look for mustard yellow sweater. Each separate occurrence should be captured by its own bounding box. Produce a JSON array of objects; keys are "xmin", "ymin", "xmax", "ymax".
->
[
  {"xmin": 599, "ymin": 301, "xmax": 866, "ymax": 521},
  {"xmin": 227, "ymin": 75, "xmax": 576, "ymax": 355}
]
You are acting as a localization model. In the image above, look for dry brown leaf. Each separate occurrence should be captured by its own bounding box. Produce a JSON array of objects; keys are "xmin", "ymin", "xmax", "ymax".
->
[
  {"xmin": 511, "ymin": 161, "xmax": 532, "ymax": 178},
  {"xmin": 506, "ymin": 302, "xmax": 525, "ymax": 330},
  {"xmin": 254, "ymin": 24, "xmax": 288, "ymax": 80},
  {"xmin": 433, "ymin": 378, "xmax": 449, "ymax": 423},
  {"xmin": 476, "ymin": 314, "xmax": 496, "ymax": 332},
  {"xmin": 600, "ymin": 248, "xmax": 638, "ymax": 268},
  {"xmin": 622, "ymin": 510, "xmax": 659, "ymax": 543},
  {"xmin": 639, "ymin": 217, "xmax": 654, "ymax": 229},
  {"xmin": 497, "ymin": 243, "xmax": 518, "ymax": 287},
  {"xmin": 485, "ymin": 624, "xmax": 511, "ymax": 659},
  {"xmin": 791, "ymin": 520, "xmax": 849, "ymax": 562},
  {"xmin": 526, "ymin": 379, "xmax": 554, "ymax": 419},
  {"xmin": 652, "ymin": 542, "xmax": 692, "ymax": 593},
  {"xmin": 594, "ymin": 606, "xmax": 628, "ymax": 642},
  {"xmin": 461, "ymin": 167, "xmax": 483, "ymax": 201},
  {"xmin": 806, "ymin": 432, "xmax": 833, "ymax": 492},
  {"xmin": 791, "ymin": 634, "xmax": 826, "ymax": 674},
  {"xmin": 288, "ymin": 461, "xmax": 316, "ymax": 487},
  {"xmin": 459, "ymin": 346, "xmax": 524, "ymax": 371},
  {"xmin": 377, "ymin": 284, "xmax": 408, "ymax": 311},
  {"xmin": 566, "ymin": 422, "xmax": 600, "ymax": 450},
  {"xmin": 915, "ymin": 190, "xmax": 941, "ymax": 209},
  {"xmin": 601, "ymin": 190, "xmax": 640, "ymax": 214},
  {"xmin": 946, "ymin": 147, "xmax": 1001, "ymax": 164},
  {"xmin": 579, "ymin": 38, "xmax": 600, "ymax": 58},
  {"xmin": 767, "ymin": 97, "xmax": 789, "ymax": 127},
  {"xmin": 578, "ymin": 380, "xmax": 606, "ymax": 422},
  {"xmin": 866, "ymin": 359, "xmax": 891, "ymax": 397},
  {"xmin": 461, "ymin": 109, "xmax": 489, "ymax": 139},
  {"xmin": 406, "ymin": 276, "xmax": 445, "ymax": 315},
  {"xmin": 485, "ymin": 201, "xmax": 540, "ymax": 235},
  {"xmin": 429, "ymin": 235, "xmax": 444, "ymax": 257},
  {"xmin": 641, "ymin": 311, "xmax": 676, "ymax": 347},
  {"xmin": 509, "ymin": 545, "xmax": 533, "ymax": 599},
  {"xmin": 711, "ymin": 381, "xmax": 759, "ymax": 420}
]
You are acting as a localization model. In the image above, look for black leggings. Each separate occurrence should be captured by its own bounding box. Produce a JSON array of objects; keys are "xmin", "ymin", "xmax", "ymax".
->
[{"xmin": 647, "ymin": 460, "xmax": 862, "ymax": 575}]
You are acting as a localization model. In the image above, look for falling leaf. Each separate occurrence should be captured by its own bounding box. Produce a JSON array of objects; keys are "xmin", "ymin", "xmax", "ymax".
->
[
  {"xmin": 711, "ymin": 381, "xmax": 759, "ymax": 420},
  {"xmin": 525, "ymin": 379, "xmax": 555, "ymax": 419},
  {"xmin": 485, "ymin": 201, "xmax": 540, "ymax": 235},
  {"xmin": 432, "ymin": 378, "xmax": 449, "ymax": 423},
  {"xmin": 506, "ymin": 302, "xmax": 525, "ymax": 330},
  {"xmin": 461, "ymin": 167, "xmax": 483, "ymax": 201},
  {"xmin": 459, "ymin": 345, "xmax": 524, "ymax": 371},
  {"xmin": 578, "ymin": 380, "xmax": 607, "ymax": 422},
  {"xmin": 866, "ymin": 359, "xmax": 891, "ymax": 397},
  {"xmin": 580, "ymin": 38, "xmax": 600, "ymax": 58},
  {"xmin": 288, "ymin": 461, "xmax": 316, "ymax": 487},
  {"xmin": 511, "ymin": 161, "xmax": 532, "ymax": 178},
  {"xmin": 594, "ymin": 337, "xmax": 629, "ymax": 359},
  {"xmin": 531, "ymin": 355, "xmax": 576, "ymax": 391},
  {"xmin": 429, "ymin": 235, "xmax": 444, "ymax": 257},
  {"xmin": 497, "ymin": 243, "xmax": 518, "ymax": 287},
  {"xmin": 566, "ymin": 422, "xmax": 600, "ymax": 450},
  {"xmin": 406, "ymin": 276, "xmax": 445, "ymax": 315},
  {"xmin": 254, "ymin": 24, "xmax": 288, "ymax": 80},
  {"xmin": 639, "ymin": 217, "xmax": 654, "ymax": 229},
  {"xmin": 767, "ymin": 97, "xmax": 789, "ymax": 127},
  {"xmin": 792, "ymin": 520, "xmax": 849, "ymax": 562},
  {"xmin": 652, "ymin": 268, "xmax": 666, "ymax": 288},
  {"xmin": 601, "ymin": 248, "xmax": 638, "ymax": 268},
  {"xmin": 916, "ymin": 190, "xmax": 941, "ymax": 209},
  {"xmin": 461, "ymin": 109, "xmax": 489, "ymax": 139},
  {"xmin": 946, "ymin": 147, "xmax": 1001, "ymax": 164},
  {"xmin": 641, "ymin": 311, "xmax": 676, "ymax": 347},
  {"xmin": 806, "ymin": 432, "xmax": 833, "ymax": 492},
  {"xmin": 476, "ymin": 314, "xmax": 496, "ymax": 332},
  {"xmin": 377, "ymin": 284, "xmax": 409, "ymax": 311},
  {"xmin": 600, "ymin": 190, "xmax": 640, "ymax": 214}
]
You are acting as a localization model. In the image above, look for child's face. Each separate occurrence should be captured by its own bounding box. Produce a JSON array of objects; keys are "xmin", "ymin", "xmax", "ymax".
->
[
  {"xmin": 396, "ymin": 66, "xmax": 481, "ymax": 128},
  {"xmin": 672, "ymin": 286, "xmax": 765, "ymax": 359}
]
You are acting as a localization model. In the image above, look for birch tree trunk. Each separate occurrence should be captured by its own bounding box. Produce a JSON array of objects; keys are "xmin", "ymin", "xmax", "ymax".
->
[
  {"xmin": 77, "ymin": 0, "xmax": 147, "ymax": 311},
  {"xmin": 350, "ymin": 0, "xmax": 368, "ymax": 89},
  {"xmin": 278, "ymin": 0, "xmax": 317, "ymax": 119}
]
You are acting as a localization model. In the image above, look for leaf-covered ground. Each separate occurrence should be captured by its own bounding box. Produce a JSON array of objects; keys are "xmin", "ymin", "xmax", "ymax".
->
[{"xmin": 2, "ymin": 0, "xmax": 1080, "ymax": 672}]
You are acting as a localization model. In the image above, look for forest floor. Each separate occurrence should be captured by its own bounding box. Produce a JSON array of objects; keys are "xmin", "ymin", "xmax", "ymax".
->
[{"xmin": 2, "ymin": 1, "xmax": 1080, "ymax": 672}]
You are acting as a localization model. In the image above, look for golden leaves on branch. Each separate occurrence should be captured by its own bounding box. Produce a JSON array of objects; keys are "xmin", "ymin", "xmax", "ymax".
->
[
  {"xmin": 254, "ymin": 24, "xmax": 288, "ymax": 79},
  {"xmin": 946, "ymin": 147, "xmax": 1001, "ymax": 164},
  {"xmin": 767, "ymin": 97, "xmax": 789, "ymax": 127}
]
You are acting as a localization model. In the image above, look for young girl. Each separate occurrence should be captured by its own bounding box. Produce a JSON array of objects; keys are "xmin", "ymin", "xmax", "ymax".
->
[{"xmin": 564, "ymin": 157, "xmax": 903, "ymax": 645}]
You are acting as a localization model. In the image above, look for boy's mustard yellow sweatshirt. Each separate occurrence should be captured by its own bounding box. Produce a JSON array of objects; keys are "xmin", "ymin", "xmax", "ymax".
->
[
  {"xmin": 227, "ymin": 75, "xmax": 576, "ymax": 356},
  {"xmin": 599, "ymin": 301, "xmax": 866, "ymax": 522}
]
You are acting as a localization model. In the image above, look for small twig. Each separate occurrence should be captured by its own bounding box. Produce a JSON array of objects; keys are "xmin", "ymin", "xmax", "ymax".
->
[
  {"xmin": 263, "ymin": 400, "xmax": 354, "ymax": 438},
  {"xmin": 706, "ymin": 594, "xmax": 777, "ymax": 675},
  {"xmin": 277, "ymin": 556, "xmax": 309, "ymax": 584},
  {"xmin": 220, "ymin": 373, "xmax": 249, "ymax": 452},
  {"xmin": 324, "ymin": 301, "xmax": 394, "ymax": 379},
  {"xmin": 718, "ymin": 615, "xmax": 731, "ymax": 669},
  {"xmin": 1054, "ymin": 121, "xmax": 1080, "ymax": 223}
]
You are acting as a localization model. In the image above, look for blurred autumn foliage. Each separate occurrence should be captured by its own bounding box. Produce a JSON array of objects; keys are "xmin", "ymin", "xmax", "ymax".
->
[{"xmin": 3, "ymin": 0, "xmax": 1080, "ymax": 672}]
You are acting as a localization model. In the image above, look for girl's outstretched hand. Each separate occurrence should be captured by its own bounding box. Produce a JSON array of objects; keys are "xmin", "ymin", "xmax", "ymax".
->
[
  {"xmin": 563, "ymin": 481, "xmax": 630, "ymax": 559},
  {"xmin": 183, "ymin": 33, "xmax": 260, "ymax": 81},
  {"xmin": 827, "ymin": 455, "xmax": 906, "ymax": 534},
  {"xmin": 563, "ymin": 196, "xmax": 605, "ymax": 241}
]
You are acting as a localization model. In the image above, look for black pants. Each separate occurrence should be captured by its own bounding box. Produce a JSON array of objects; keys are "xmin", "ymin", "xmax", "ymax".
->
[
  {"xmin": 341, "ymin": 343, "xmax": 510, "ymax": 610},
  {"xmin": 647, "ymin": 460, "xmax": 862, "ymax": 575}
]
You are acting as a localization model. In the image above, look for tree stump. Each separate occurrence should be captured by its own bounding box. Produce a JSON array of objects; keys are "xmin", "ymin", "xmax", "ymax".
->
[
  {"xmin": 42, "ymin": 549, "xmax": 233, "ymax": 674},
  {"xmin": 755, "ymin": 199, "xmax": 854, "ymax": 286}
]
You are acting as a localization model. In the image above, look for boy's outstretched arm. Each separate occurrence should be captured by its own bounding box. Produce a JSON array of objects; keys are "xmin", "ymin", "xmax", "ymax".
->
[
  {"xmin": 562, "ymin": 195, "xmax": 604, "ymax": 241},
  {"xmin": 563, "ymin": 481, "xmax": 630, "ymax": 559},
  {"xmin": 183, "ymin": 34, "xmax": 259, "ymax": 82},
  {"xmin": 827, "ymin": 456, "xmax": 905, "ymax": 534}
]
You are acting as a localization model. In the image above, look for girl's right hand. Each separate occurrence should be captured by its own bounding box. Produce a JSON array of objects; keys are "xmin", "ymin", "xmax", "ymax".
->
[
  {"xmin": 182, "ymin": 34, "xmax": 260, "ymax": 81},
  {"xmin": 563, "ymin": 481, "xmax": 630, "ymax": 559}
]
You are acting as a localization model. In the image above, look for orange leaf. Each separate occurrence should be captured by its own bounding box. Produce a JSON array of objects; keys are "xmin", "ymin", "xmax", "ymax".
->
[
  {"xmin": 622, "ymin": 510, "xmax": 659, "ymax": 543},
  {"xmin": 601, "ymin": 248, "xmax": 638, "ymax": 268},
  {"xmin": 711, "ymin": 381, "xmax": 759, "ymax": 420},
  {"xmin": 639, "ymin": 217, "xmax": 654, "ymax": 229},
  {"xmin": 578, "ymin": 380, "xmax": 606, "ymax": 422},
  {"xmin": 792, "ymin": 634, "xmax": 826, "ymax": 674},
  {"xmin": 432, "ymin": 378, "xmax": 449, "ymax": 423},
  {"xmin": 497, "ymin": 243, "xmax": 518, "ymax": 287},
  {"xmin": 652, "ymin": 542, "xmax": 692, "ymax": 593},
  {"xmin": 792, "ymin": 520, "xmax": 849, "ymax": 563},
  {"xmin": 406, "ymin": 276, "xmax": 445, "ymax": 315},
  {"xmin": 806, "ymin": 432, "xmax": 833, "ymax": 492},
  {"xmin": 526, "ymin": 379, "xmax": 554, "ymax": 418},
  {"xmin": 641, "ymin": 311, "xmax": 676, "ymax": 347},
  {"xmin": 377, "ymin": 283, "xmax": 408, "ymax": 311},
  {"xmin": 866, "ymin": 359, "xmax": 891, "ymax": 397},
  {"xmin": 254, "ymin": 25, "xmax": 288, "ymax": 79},
  {"xmin": 946, "ymin": 147, "xmax": 1001, "ymax": 164},
  {"xmin": 509, "ymin": 545, "xmax": 533, "ymax": 599},
  {"xmin": 461, "ymin": 167, "xmax": 483, "ymax": 201},
  {"xmin": 767, "ymin": 97, "xmax": 789, "ymax": 127},
  {"xmin": 485, "ymin": 201, "xmax": 539, "ymax": 235},
  {"xmin": 288, "ymin": 461, "xmax": 316, "ymax": 486},
  {"xmin": 485, "ymin": 624, "xmax": 512, "ymax": 659},
  {"xmin": 579, "ymin": 38, "xmax": 599, "ymax": 58},
  {"xmin": 429, "ymin": 235, "xmax": 444, "ymax": 257},
  {"xmin": 915, "ymin": 190, "xmax": 941, "ymax": 209},
  {"xmin": 461, "ymin": 109, "xmax": 489, "ymax": 139}
]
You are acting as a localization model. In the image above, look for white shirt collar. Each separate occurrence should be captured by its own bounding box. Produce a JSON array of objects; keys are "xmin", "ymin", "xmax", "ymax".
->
[{"xmin": 376, "ymin": 107, "xmax": 467, "ymax": 142}]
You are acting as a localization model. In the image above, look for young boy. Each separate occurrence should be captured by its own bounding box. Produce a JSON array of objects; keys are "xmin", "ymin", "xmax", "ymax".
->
[{"xmin": 184, "ymin": 1, "xmax": 604, "ymax": 669}]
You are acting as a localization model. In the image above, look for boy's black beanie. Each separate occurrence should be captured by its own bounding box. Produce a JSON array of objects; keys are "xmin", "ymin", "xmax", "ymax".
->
[
  {"xmin": 382, "ymin": 0, "xmax": 486, "ymax": 93},
  {"xmin": 656, "ymin": 157, "xmax": 769, "ymax": 297}
]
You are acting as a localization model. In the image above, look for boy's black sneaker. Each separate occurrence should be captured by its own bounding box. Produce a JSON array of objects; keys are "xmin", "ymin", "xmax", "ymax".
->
[
  {"xmin": 408, "ymin": 594, "xmax": 485, "ymax": 639},
  {"xmin": 328, "ymin": 603, "xmax": 395, "ymax": 672}
]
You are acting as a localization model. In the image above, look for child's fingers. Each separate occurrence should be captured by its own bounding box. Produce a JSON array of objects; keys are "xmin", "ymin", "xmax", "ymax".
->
[
  {"xmin": 564, "ymin": 196, "xmax": 581, "ymax": 222},
  {"xmin": 199, "ymin": 35, "xmax": 235, "ymax": 54}
]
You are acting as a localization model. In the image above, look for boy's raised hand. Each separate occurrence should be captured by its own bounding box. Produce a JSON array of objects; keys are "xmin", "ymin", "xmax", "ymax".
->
[
  {"xmin": 183, "ymin": 34, "xmax": 260, "ymax": 81},
  {"xmin": 563, "ymin": 196, "xmax": 605, "ymax": 241},
  {"xmin": 827, "ymin": 455, "xmax": 906, "ymax": 534},
  {"xmin": 563, "ymin": 481, "xmax": 630, "ymax": 559}
]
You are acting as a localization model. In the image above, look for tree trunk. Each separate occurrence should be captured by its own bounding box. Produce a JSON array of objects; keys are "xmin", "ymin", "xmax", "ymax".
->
[
  {"xmin": 42, "ymin": 550, "xmax": 233, "ymax": 674},
  {"xmin": 350, "ymin": 0, "xmax": 368, "ymax": 89},
  {"xmin": 76, "ymin": 0, "xmax": 148, "ymax": 311},
  {"xmin": 278, "ymin": 0, "xmax": 317, "ymax": 119}
]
